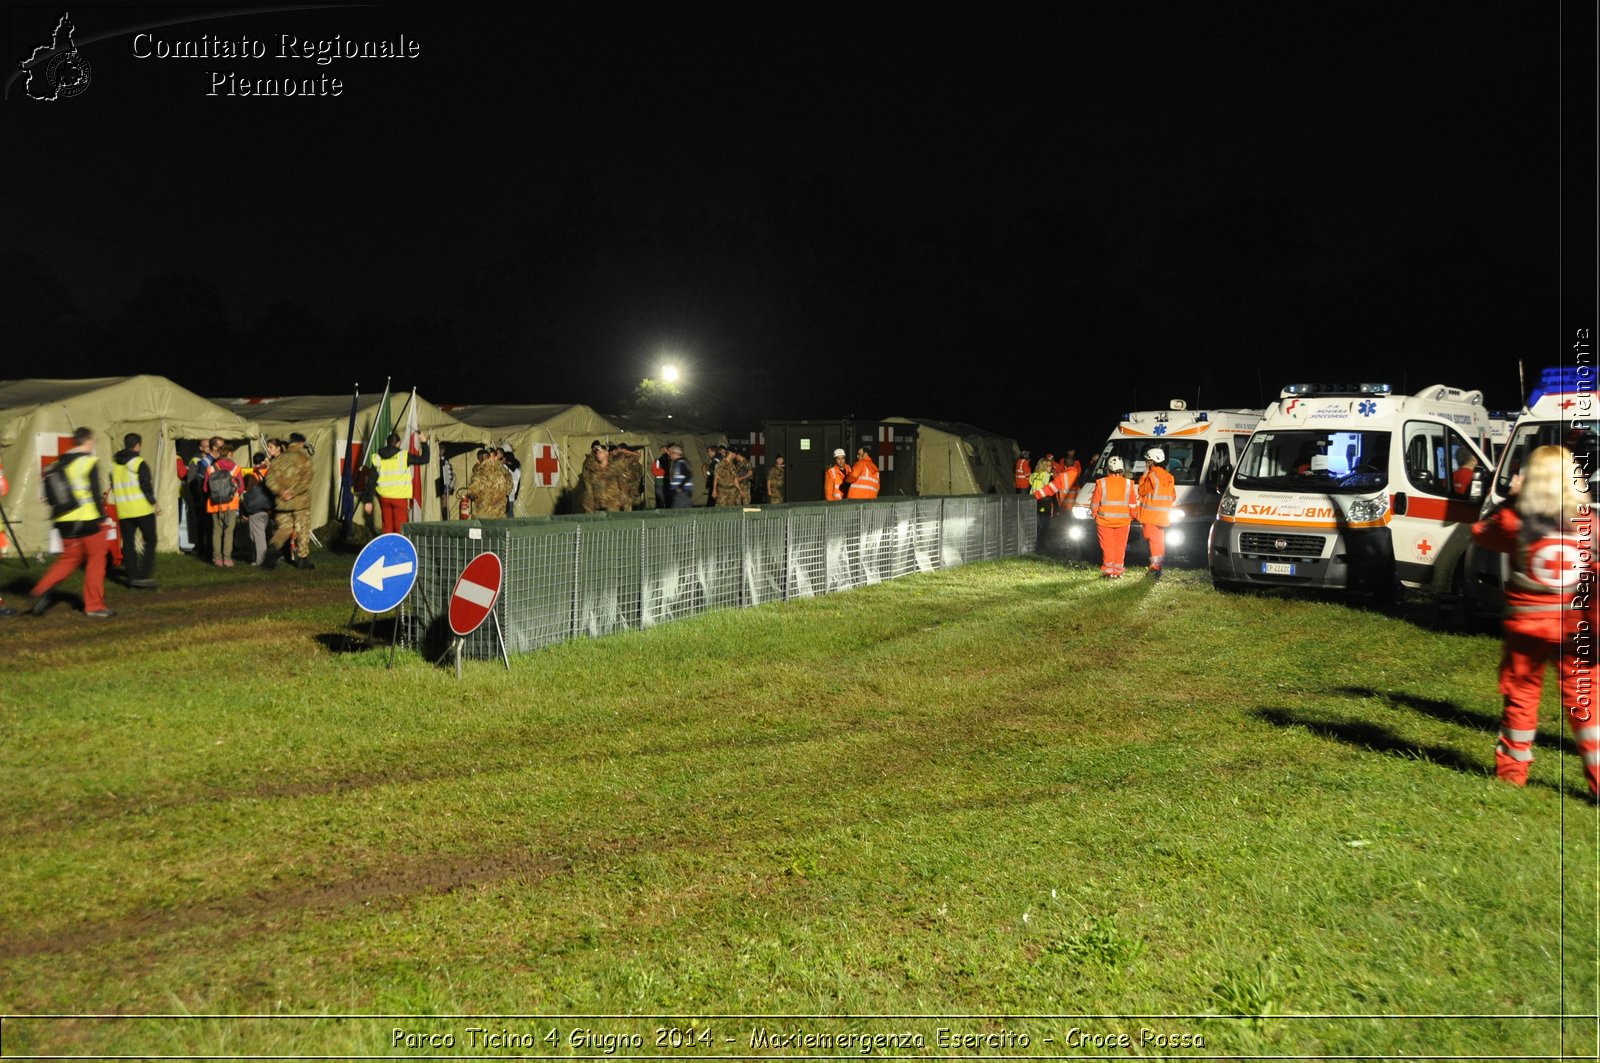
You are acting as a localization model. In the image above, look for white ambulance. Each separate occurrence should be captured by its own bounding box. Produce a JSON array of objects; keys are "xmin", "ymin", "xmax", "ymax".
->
[
  {"xmin": 1209, "ymin": 383, "xmax": 1493, "ymax": 597},
  {"xmin": 1464, "ymin": 367, "xmax": 1600, "ymax": 615},
  {"xmin": 1064, "ymin": 402, "xmax": 1264, "ymax": 564}
]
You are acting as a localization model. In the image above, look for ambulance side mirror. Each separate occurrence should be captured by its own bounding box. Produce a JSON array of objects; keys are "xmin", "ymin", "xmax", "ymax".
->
[{"xmin": 1207, "ymin": 461, "xmax": 1232, "ymax": 493}]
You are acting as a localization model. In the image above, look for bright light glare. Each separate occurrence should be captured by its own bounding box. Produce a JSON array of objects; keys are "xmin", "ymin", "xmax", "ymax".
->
[{"xmin": 661, "ymin": 364, "xmax": 681, "ymax": 384}]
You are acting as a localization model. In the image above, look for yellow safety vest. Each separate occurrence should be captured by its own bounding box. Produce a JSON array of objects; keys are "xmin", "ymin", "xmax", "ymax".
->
[
  {"xmin": 111, "ymin": 455, "xmax": 155, "ymax": 518},
  {"xmin": 376, "ymin": 449, "xmax": 412, "ymax": 499},
  {"xmin": 58, "ymin": 453, "xmax": 100, "ymax": 523}
]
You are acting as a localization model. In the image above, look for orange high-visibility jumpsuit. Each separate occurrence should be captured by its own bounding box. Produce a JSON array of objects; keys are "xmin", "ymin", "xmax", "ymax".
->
[
  {"xmin": 847, "ymin": 456, "xmax": 880, "ymax": 499},
  {"xmin": 1091, "ymin": 475, "xmax": 1139, "ymax": 578},
  {"xmin": 1014, "ymin": 457, "xmax": 1031, "ymax": 493},
  {"xmin": 825, "ymin": 463, "xmax": 849, "ymax": 501},
  {"xmin": 1472, "ymin": 505, "xmax": 1600, "ymax": 793},
  {"xmin": 1137, "ymin": 465, "xmax": 1177, "ymax": 571}
]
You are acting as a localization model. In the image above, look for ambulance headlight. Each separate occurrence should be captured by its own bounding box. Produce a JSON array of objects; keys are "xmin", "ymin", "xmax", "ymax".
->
[
  {"xmin": 1166, "ymin": 528, "xmax": 1186, "ymax": 548},
  {"xmin": 1218, "ymin": 492, "xmax": 1239, "ymax": 518},
  {"xmin": 1072, "ymin": 505, "xmax": 1091, "ymax": 520},
  {"xmin": 1169, "ymin": 507, "xmax": 1186, "ymax": 521},
  {"xmin": 1067, "ymin": 524, "xmax": 1086, "ymax": 542},
  {"xmin": 1346, "ymin": 496, "xmax": 1388, "ymax": 523}
]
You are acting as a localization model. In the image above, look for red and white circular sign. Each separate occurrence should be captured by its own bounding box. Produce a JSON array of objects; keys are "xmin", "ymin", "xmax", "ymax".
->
[
  {"xmin": 1527, "ymin": 537, "xmax": 1584, "ymax": 590},
  {"xmin": 449, "ymin": 552, "xmax": 504, "ymax": 637}
]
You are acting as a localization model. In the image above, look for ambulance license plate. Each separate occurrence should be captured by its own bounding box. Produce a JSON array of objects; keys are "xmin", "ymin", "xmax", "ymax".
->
[{"xmin": 1261, "ymin": 562, "xmax": 1295, "ymax": 576}]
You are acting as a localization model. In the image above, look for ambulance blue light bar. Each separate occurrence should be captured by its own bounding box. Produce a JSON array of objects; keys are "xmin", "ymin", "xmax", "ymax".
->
[
  {"xmin": 1526, "ymin": 367, "xmax": 1588, "ymax": 407},
  {"xmin": 1280, "ymin": 383, "xmax": 1393, "ymax": 398}
]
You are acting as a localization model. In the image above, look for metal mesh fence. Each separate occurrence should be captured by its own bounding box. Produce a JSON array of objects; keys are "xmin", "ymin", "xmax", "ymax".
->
[{"xmin": 403, "ymin": 495, "xmax": 1035, "ymax": 658}]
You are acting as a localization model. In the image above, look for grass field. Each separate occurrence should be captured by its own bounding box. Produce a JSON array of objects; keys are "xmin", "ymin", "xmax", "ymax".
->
[{"xmin": 1, "ymin": 548, "xmax": 1596, "ymax": 1058}]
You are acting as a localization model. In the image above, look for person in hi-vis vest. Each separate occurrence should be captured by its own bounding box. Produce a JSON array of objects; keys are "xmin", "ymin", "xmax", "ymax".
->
[
  {"xmin": 1137, "ymin": 446, "xmax": 1177, "ymax": 577},
  {"xmin": 846, "ymin": 447, "xmax": 880, "ymax": 499},
  {"xmin": 825, "ymin": 449, "xmax": 850, "ymax": 501},
  {"xmin": 1090, "ymin": 455, "xmax": 1140, "ymax": 580},
  {"xmin": 31, "ymin": 427, "xmax": 114, "ymax": 617},
  {"xmin": 111, "ymin": 432, "xmax": 160, "ymax": 588},
  {"xmin": 365, "ymin": 430, "xmax": 431, "ymax": 535}
]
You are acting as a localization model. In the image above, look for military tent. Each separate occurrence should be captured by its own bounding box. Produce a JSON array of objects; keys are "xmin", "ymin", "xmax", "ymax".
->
[
  {"xmin": 437, "ymin": 403, "xmax": 622, "ymax": 515},
  {"xmin": 882, "ymin": 416, "xmax": 1019, "ymax": 496},
  {"xmin": 0, "ymin": 375, "xmax": 262, "ymax": 557},
  {"xmin": 212, "ymin": 392, "xmax": 479, "ymax": 533}
]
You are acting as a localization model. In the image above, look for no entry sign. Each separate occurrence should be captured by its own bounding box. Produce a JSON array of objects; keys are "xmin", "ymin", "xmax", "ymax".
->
[{"xmin": 449, "ymin": 551, "xmax": 503, "ymax": 637}]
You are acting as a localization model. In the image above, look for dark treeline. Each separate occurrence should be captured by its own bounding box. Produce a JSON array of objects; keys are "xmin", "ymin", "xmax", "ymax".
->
[{"xmin": 0, "ymin": 180, "xmax": 1550, "ymax": 444}]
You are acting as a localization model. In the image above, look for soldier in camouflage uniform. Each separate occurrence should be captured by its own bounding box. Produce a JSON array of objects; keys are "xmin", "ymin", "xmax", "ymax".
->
[
  {"xmin": 466, "ymin": 448, "xmax": 514, "ymax": 518},
  {"xmin": 265, "ymin": 436, "xmax": 315, "ymax": 569},
  {"xmin": 608, "ymin": 444, "xmax": 645, "ymax": 511},
  {"xmin": 733, "ymin": 449, "xmax": 754, "ymax": 504},
  {"xmin": 766, "ymin": 455, "xmax": 786, "ymax": 504},
  {"xmin": 578, "ymin": 442, "xmax": 608, "ymax": 513},
  {"xmin": 713, "ymin": 448, "xmax": 743, "ymax": 506}
]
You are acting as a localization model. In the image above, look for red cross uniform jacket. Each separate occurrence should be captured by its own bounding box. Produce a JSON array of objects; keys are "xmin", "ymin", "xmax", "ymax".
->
[{"xmin": 1472, "ymin": 502, "xmax": 1598, "ymax": 643}]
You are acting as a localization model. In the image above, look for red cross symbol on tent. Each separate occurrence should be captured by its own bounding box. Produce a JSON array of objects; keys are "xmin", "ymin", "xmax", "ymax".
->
[
  {"xmin": 533, "ymin": 443, "xmax": 560, "ymax": 488},
  {"xmin": 747, "ymin": 431, "xmax": 765, "ymax": 465},
  {"xmin": 1416, "ymin": 538, "xmax": 1433, "ymax": 558},
  {"xmin": 877, "ymin": 425, "xmax": 896, "ymax": 472},
  {"xmin": 36, "ymin": 433, "xmax": 76, "ymax": 474}
]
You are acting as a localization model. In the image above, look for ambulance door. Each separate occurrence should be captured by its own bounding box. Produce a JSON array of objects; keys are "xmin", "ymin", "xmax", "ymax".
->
[{"xmin": 1392, "ymin": 420, "xmax": 1485, "ymax": 587}]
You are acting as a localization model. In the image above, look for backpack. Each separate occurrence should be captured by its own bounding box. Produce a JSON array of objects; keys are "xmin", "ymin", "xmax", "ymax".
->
[
  {"xmin": 207, "ymin": 466, "xmax": 238, "ymax": 505},
  {"xmin": 42, "ymin": 456, "xmax": 76, "ymax": 515}
]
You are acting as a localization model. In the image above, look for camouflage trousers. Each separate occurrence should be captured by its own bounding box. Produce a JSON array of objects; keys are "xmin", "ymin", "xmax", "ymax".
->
[{"xmin": 269, "ymin": 508, "xmax": 311, "ymax": 558}]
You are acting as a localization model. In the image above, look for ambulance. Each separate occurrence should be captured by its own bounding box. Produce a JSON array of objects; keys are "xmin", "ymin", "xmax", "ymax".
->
[
  {"xmin": 1064, "ymin": 402, "xmax": 1264, "ymax": 564},
  {"xmin": 1209, "ymin": 383, "xmax": 1493, "ymax": 597},
  {"xmin": 1464, "ymin": 367, "xmax": 1600, "ymax": 616}
]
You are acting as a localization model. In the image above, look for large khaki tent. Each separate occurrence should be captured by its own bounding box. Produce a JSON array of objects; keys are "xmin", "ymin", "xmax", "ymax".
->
[
  {"xmin": 883, "ymin": 416, "xmax": 1019, "ymax": 496},
  {"xmin": 0, "ymin": 376, "xmax": 261, "ymax": 557},
  {"xmin": 438, "ymin": 403, "xmax": 621, "ymax": 516},
  {"xmin": 438, "ymin": 405, "xmax": 728, "ymax": 513},
  {"xmin": 212, "ymin": 393, "xmax": 480, "ymax": 532},
  {"xmin": 0, "ymin": 373, "xmax": 262, "ymax": 557}
]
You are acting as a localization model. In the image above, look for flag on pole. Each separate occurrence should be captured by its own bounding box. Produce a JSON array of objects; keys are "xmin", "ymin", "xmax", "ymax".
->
[
  {"xmin": 364, "ymin": 378, "xmax": 393, "ymax": 469},
  {"xmin": 338, "ymin": 385, "xmax": 360, "ymax": 524},
  {"xmin": 405, "ymin": 387, "xmax": 422, "ymax": 521}
]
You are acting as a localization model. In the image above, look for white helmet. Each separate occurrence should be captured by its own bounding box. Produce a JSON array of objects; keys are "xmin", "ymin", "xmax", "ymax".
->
[
  {"xmin": 1146, "ymin": 447, "xmax": 1165, "ymax": 464},
  {"xmin": 1106, "ymin": 456, "xmax": 1125, "ymax": 473},
  {"xmin": 833, "ymin": 448, "xmax": 847, "ymax": 458}
]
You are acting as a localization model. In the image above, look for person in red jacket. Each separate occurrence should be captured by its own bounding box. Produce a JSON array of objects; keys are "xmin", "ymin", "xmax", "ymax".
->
[
  {"xmin": 1471, "ymin": 444, "xmax": 1599, "ymax": 795},
  {"xmin": 1090, "ymin": 456, "xmax": 1140, "ymax": 579},
  {"xmin": 847, "ymin": 446, "xmax": 880, "ymax": 499},
  {"xmin": 1014, "ymin": 451, "xmax": 1032, "ymax": 493}
]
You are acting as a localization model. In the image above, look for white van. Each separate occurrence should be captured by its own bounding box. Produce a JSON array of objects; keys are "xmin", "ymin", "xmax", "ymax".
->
[
  {"xmin": 1209, "ymin": 383, "xmax": 1493, "ymax": 596},
  {"xmin": 1064, "ymin": 402, "xmax": 1264, "ymax": 564},
  {"xmin": 1465, "ymin": 367, "xmax": 1599, "ymax": 615}
]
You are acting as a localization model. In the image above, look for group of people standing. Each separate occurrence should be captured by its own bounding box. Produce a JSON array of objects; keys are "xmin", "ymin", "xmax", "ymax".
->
[
  {"xmin": 824, "ymin": 447, "xmax": 879, "ymax": 501},
  {"xmin": 16, "ymin": 427, "xmax": 319, "ymax": 620},
  {"xmin": 179, "ymin": 434, "xmax": 317, "ymax": 571}
]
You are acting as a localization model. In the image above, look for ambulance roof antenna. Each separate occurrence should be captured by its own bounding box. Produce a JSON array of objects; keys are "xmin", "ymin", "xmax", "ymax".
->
[{"xmin": 1517, "ymin": 359, "xmax": 1526, "ymax": 404}]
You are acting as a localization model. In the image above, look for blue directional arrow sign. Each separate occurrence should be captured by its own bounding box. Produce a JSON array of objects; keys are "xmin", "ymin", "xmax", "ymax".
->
[{"xmin": 350, "ymin": 533, "xmax": 419, "ymax": 614}]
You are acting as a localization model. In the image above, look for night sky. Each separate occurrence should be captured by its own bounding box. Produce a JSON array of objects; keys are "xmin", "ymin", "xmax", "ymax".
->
[{"xmin": 2, "ymin": 2, "xmax": 1594, "ymax": 455}]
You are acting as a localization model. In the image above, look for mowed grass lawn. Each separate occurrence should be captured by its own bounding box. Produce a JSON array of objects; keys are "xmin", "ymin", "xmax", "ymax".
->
[{"xmin": 0, "ymin": 550, "xmax": 1595, "ymax": 1057}]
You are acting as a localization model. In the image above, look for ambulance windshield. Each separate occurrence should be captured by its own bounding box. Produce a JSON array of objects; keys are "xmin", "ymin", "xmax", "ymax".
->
[
  {"xmin": 1235, "ymin": 430, "xmax": 1390, "ymax": 493},
  {"xmin": 1090, "ymin": 440, "xmax": 1209, "ymax": 485},
  {"xmin": 1495, "ymin": 421, "xmax": 1600, "ymax": 499}
]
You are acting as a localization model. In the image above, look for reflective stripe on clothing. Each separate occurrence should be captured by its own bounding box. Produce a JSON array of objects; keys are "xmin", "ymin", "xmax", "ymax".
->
[
  {"xmin": 1574, "ymin": 725, "xmax": 1600, "ymax": 744},
  {"xmin": 377, "ymin": 450, "xmax": 412, "ymax": 499},
  {"xmin": 1139, "ymin": 467, "xmax": 1177, "ymax": 527},
  {"xmin": 848, "ymin": 458, "xmax": 880, "ymax": 498},
  {"xmin": 1495, "ymin": 736, "xmax": 1535, "ymax": 761},
  {"xmin": 111, "ymin": 456, "xmax": 155, "ymax": 518},
  {"xmin": 1092, "ymin": 476, "xmax": 1136, "ymax": 526}
]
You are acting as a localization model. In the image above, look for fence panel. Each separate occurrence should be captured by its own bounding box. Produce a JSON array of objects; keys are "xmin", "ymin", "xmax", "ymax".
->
[{"xmin": 405, "ymin": 494, "xmax": 1033, "ymax": 659}]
